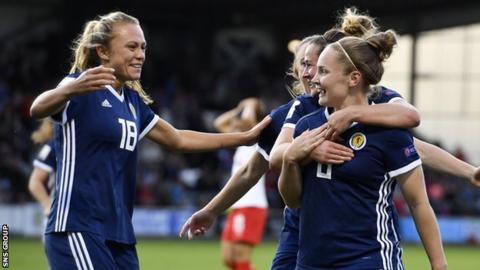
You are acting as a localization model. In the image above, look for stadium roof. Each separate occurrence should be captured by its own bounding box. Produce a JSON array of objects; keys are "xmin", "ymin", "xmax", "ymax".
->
[{"xmin": 2, "ymin": 0, "xmax": 480, "ymax": 36}]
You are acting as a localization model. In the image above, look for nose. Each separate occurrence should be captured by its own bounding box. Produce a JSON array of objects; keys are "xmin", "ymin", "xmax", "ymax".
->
[
  {"xmin": 301, "ymin": 66, "xmax": 310, "ymax": 79},
  {"xmin": 135, "ymin": 48, "xmax": 145, "ymax": 60}
]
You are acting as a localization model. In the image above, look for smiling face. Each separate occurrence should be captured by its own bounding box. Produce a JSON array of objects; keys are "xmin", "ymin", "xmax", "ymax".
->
[
  {"xmin": 100, "ymin": 22, "xmax": 146, "ymax": 84},
  {"xmin": 293, "ymin": 42, "xmax": 310, "ymax": 94},
  {"xmin": 312, "ymin": 45, "xmax": 350, "ymax": 108},
  {"xmin": 301, "ymin": 43, "xmax": 321, "ymax": 95}
]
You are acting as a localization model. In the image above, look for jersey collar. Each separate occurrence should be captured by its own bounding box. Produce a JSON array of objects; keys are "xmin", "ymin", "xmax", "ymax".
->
[
  {"xmin": 106, "ymin": 85, "xmax": 125, "ymax": 102},
  {"xmin": 324, "ymin": 107, "xmax": 358, "ymax": 129}
]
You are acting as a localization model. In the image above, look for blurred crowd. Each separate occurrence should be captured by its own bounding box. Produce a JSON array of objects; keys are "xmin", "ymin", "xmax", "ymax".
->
[{"xmin": 1, "ymin": 24, "xmax": 480, "ymax": 217}]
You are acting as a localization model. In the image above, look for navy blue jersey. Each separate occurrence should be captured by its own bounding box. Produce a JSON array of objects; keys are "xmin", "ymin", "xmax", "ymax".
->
[
  {"xmin": 257, "ymin": 100, "xmax": 294, "ymax": 160},
  {"xmin": 33, "ymin": 140, "xmax": 57, "ymax": 194},
  {"xmin": 47, "ymin": 74, "xmax": 158, "ymax": 244},
  {"xmin": 284, "ymin": 88, "xmax": 403, "ymax": 129},
  {"xmin": 294, "ymin": 107, "xmax": 421, "ymax": 269},
  {"xmin": 34, "ymin": 140, "xmax": 57, "ymax": 174},
  {"xmin": 283, "ymin": 95, "xmax": 319, "ymax": 129}
]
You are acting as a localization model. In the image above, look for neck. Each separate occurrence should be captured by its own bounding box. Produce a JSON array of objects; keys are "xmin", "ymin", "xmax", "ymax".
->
[
  {"xmin": 111, "ymin": 80, "xmax": 124, "ymax": 93},
  {"xmin": 334, "ymin": 87, "xmax": 369, "ymax": 112}
]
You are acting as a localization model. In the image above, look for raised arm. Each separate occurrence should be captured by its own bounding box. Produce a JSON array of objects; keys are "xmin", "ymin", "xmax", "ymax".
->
[
  {"xmin": 214, "ymin": 98, "xmax": 261, "ymax": 133},
  {"xmin": 325, "ymin": 99, "xmax": 420, "ymax": 139},
  {"xmin": 146, "ymin": 116, "xmax": 271, "ymax": 152},
  {"xmin": 30, "ymin": 66, "xmax": 115, "ymax": 118},
  {"xmin": 179, "ymin": 153, "xmax": 268, "ymax": 239},
  {"xmin": 414, "ymin": 137, "xmax": 478, "ymax": 187},
  {"xmin": 397, "ymin": 166, "xmax": 448, "ymax": 270}
]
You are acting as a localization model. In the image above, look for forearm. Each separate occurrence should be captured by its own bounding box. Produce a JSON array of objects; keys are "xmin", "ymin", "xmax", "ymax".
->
[
  {"xmin": 278, "ymin": 159, "xmax": 302, "ymax": 209},
  {"xmin": 28, "ymin": 176, "xmax": 51, "ymax": 210},
  {"xmin": 270, "ymin": 143, "xmax": 289, "ymax": 173},
  {"xmin": 351, "ymin": 103, "xmax": 420, "ymax": 128},
  {"xmin": 414, "ymin": 138, "xmax": 474, "ymax": 180},
  {"xmin": 410, "ymin": 202, "xmax": 447, "ymax": 270},
  {"xmin": 204, "ymin": 157, "xmax": 267, "ymax": 215},
  {"xmin": 30, "ymin": 86, "xmax": 73, "ymax": 118},
  {"xmin": 176, "ymin": 130, "xmax": 247, "ymax": 152}
]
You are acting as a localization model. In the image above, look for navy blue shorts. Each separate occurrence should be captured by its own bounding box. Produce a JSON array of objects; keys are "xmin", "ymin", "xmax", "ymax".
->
[
  {"xmin": 271, "ymin": 208, "xmax": 300, "ymax": 270},
  {"xmin": 45, "ymin": 232, "xmax": 138, "ymax": 270}
]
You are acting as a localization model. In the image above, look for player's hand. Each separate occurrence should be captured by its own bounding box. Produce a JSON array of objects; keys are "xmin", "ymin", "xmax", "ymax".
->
[
  {"xmin": 66, "ymin": 65, "xmax": 116, "ymax": 96},
  {"xmin": 325, "ymin": 108, "xmax": 355, "ymax": 141},
  {"xmin": 179, "ymin": 209, "xmax": 216, "ymax": 240},
  {"xmin": 243, "ymin": 116, "xmax": 272, "ymax": 145},
  {"xmin": 310, "ymin": 140, "xmax": 354, "ymax": 164},
  {"xmin": 284, "ymin": 124, "xmax": 327, "ymax": 163},
  {"xmin": 470, "ymin": 166, "xmax": 480, "ymax": 187}
]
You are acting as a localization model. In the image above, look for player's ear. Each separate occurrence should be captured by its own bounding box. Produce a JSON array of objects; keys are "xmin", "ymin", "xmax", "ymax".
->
[
  {"xmin": 348, "ymin": 70, "xmax": 362, "ymax": 87},
  {"xmin": 96, "ymin": 45, "xmax": 110, "ymax": 62}
]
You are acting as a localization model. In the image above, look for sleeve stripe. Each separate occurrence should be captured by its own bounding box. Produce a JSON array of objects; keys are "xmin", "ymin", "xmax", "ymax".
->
[
  {"xmin": 283, "ymin": 123, "xmax": 295, "ymax": 129},
  {"xmin": 33, "ymin": 160, "xmax": 54, "ymax": 173},
  {"xmin": 388, "ymin": 159, "xmax": 422, "ymax": 178},
  {"xmin": 139, "ymin": 115, "xmax": 160, "ymax": 141},
  {"xmin": 256, "ymin": 146, "xmax": 269, "ymax": 161}
]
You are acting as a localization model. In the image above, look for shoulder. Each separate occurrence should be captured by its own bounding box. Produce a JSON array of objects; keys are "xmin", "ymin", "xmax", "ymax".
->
[
  {"xmin": 296, "ymin": 108, "xmax": 326, "ymax": 131},
  {"xmin": 369, "ymin": 86, "xmax": 403, "ymax": 104},
  {"xmin": 296, "ymin": 94, "xmax": 316, "ymax": 104}
]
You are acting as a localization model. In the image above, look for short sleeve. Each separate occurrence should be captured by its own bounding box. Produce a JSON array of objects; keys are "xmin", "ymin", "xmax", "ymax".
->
[
  {"xmin": 33, "ymin": 141, "xmax": 57, "ymax": 173},
  {"xmin": 383, "ymin": 129, "xmax": 422, "ymax": 178},
  {"xmin": 283, "ymin": 98, "xmax": 304, "ymax": 129},
  {"xmin": 51, "ymin": 75, "xmax": 79, "ymax": 124},
  {"xmin": 136, "ymin": 96, "xmax": 159, "ymax": 140}
]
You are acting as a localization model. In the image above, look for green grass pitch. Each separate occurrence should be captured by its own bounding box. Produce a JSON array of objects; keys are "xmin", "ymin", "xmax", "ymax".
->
[{"xmin": 8, "ymin": 238, "xmax": 479, "ymax": 269}]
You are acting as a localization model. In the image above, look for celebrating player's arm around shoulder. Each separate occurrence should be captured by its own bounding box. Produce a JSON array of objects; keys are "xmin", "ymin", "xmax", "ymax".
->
[{"xmin": 279, "ymin": 29, "xmax": 447, "ymax": 269}]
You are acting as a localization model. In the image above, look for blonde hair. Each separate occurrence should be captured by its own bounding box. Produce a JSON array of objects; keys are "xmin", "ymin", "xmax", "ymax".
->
[
  {"xmin": 338, "ymin": 7, "xmax": 378, "ymax": 38},
  {"xmin": 70, "ymin": 11, "xmax": 153, "ymax": 104},
  {"xmin": 331, "ymin": 30, "xmax": 397, "ymax": 87},
  {"xmin": 31, "ymin": 119, "xmax": 54, "ymax": 144}
]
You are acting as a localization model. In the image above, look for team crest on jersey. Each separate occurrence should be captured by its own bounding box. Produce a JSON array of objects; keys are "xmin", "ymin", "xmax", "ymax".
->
[
  {"xmin": 349, "ymin": 132, "xmax": 366, "ymax": 150},
  {"xmin": 129, "ymin": 103, "xmax": 137, "ymax": 119}
]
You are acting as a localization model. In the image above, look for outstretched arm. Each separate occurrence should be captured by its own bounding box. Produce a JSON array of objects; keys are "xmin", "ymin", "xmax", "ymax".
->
[
  {"xmin": 30, "ymin": 66, "xmax": 115, "ymax": 118},
  {"xmin": 325, "ymin": 100, "xmax": 420, "ymax": 139},
  {"xmin": 414, "ymin": 137, "xmax": 478, "ymax": 187},
  {"xmin": 397, "ymin": 166, "xmax": 447, "ymax": 270},
  {"xmin": 146, "ymin": 116, "xmax": 271, "ymax": 152},
  {"xmin": 179, "ymin": 153, "xmax": 268, "ymax": 239}
]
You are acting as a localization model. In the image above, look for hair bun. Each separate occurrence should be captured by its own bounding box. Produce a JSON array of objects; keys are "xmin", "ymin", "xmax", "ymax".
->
[
  {"xmin": 340, "ymin": 7, "xmax": 378, "ymax": 38},
  {"xmin": 366, "ymin": 30, "xmax": 397, "ymax": 62}
]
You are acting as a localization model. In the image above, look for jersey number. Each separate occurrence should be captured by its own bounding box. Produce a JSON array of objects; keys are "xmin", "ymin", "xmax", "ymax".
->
[
  {"xmin": 118, "ymin": 118, "xmax": 137, "ymax": 151},
  {"xmin": 316, "ymin": 163, "xmax": 332, "ymax": 180}
]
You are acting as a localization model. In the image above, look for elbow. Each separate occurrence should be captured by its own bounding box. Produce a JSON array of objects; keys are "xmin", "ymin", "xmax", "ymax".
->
[
  {"xmin": 269, "ymin": 159, "xmax": 282, "ymax": 174},
  {"xmin": 30, "ymin": 104, "xmax": 42, "ymax": 119},
  {"xmin": 405, "ymin": 108, "xmax": 421, "ymax": 128},
  {"xmin": 27, "ymin": 177, "xmax": 37, "ymax": 194}
]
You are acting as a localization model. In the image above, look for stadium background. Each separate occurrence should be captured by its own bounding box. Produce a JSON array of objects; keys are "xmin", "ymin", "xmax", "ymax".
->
[{"xmin": 1, "ymin": 0, "xmax": 480, "ymax": 269}]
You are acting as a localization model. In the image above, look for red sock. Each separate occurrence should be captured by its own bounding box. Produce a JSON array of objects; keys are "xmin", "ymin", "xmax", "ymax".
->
[{"xmin": 234, "ymin": 261, "xmax": 254, "ymax": 270}]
